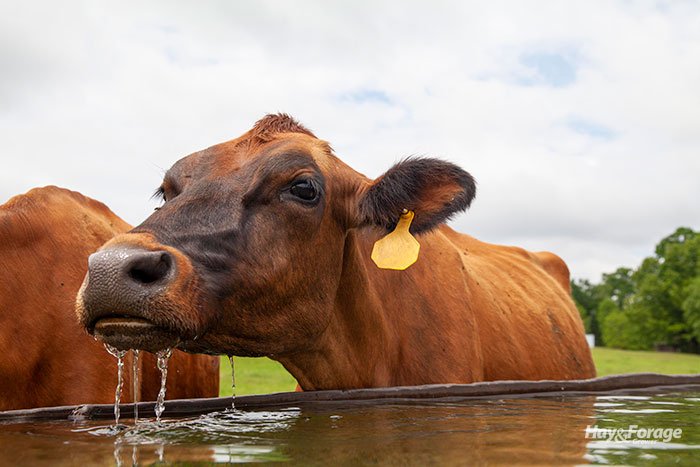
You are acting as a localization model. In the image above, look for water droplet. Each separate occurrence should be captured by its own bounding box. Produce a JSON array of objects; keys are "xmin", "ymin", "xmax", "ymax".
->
[
  {"xmin": 132, "ymin": 349, "xmax": 140, "ymax": 424},
  {"xmin": 155, "ymin": 348, "xmax": 173, "ymax": 422},
  {"xmin": 104, "ymin": 343, "xmax": 127, "ymax": 426},
  {"xmin": 229, "ymin": 355, "xmax": 236, "ymax": 410}
]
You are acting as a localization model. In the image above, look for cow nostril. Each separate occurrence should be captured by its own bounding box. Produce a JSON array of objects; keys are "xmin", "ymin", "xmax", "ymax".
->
[{"xmin": 127, "ymin": 251, "xmax": 173, "ymax": 285}]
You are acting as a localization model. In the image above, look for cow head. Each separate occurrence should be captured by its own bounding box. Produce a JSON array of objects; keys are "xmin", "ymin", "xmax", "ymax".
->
[{"xmin": 76, "ymin": 114, "xmax": 476, "ymax": 356}]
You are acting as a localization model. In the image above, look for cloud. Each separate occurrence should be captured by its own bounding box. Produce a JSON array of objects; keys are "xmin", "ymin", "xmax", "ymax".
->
[{"xmin": 1, "ymin": 0, "xmax": 699, "ymax": 282}]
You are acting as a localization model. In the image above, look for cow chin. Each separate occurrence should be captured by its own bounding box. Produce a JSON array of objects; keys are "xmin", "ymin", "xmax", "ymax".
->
[
  {"xmin": 77, "ymin": 287, "xmax": 204, "ymax": 354},
  {"xmin": 93, "ymin": 316, "xmax": 180, "ymax": 353},
  {"xmin": 176, "ymin": 331, "xmax": 292, "ymax": 358}
]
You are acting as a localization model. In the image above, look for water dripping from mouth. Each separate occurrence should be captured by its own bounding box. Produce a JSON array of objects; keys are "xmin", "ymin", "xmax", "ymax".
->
[
  {"xmin": 104, "ymin": 343, "xmax": 127, "ymax": 426},
  {"xmin": 132, "ymin": 349, "xmax": 140, "ymax": 424},
  {"xmin": 155, "ymin": 348, "xmax": 173, "ymax": 422},
  {"xmin": 229, "ymin": 355, "xmax": 236, "ymax": 410}
]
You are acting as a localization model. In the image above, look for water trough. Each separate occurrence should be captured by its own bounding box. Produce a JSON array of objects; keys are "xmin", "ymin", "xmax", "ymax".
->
[{"xmin": 2, "ymin": 372, "xmax": 700, "ymax": 424}]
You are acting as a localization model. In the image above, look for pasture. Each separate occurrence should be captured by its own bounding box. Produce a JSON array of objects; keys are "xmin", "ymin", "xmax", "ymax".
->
[
  {"xmin": 219, "ymin": 348, "xmax": 700, "ymax": 396},
  {"xmin": 592, "ymin": 347, "xmax": 700, "ymax": 376}
]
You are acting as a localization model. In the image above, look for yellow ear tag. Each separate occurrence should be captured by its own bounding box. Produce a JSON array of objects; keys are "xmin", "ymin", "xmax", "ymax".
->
[{"xmin": 371, "ymin": 210, "xmax": 420, "ymax": 270}]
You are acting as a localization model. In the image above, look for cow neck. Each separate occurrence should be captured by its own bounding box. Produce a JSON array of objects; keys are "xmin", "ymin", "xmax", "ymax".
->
[
  {"xmin": 278, "ymin": 229, "xmax": 398, "ymax": 390},
  {"xmin": 280, "ymin": 226, "xmax": 488, "ymax": 389}
]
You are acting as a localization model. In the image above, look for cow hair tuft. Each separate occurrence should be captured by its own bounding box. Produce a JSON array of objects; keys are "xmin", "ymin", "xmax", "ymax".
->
[{"xmin": 250, "ymin": 113, "xmax": 316, "ymax": 142}]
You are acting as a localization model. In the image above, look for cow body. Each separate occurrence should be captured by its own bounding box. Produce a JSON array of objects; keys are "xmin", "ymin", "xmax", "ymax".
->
[
  {"xmin": 77, "ymin": 114, "xmax": 595, "ymax": 390},
  {"xmin": 280, "ymin": 227, "xmax": 593, "ymax": 390},
  {"xmin": 0, "ymin": 186, "xmax": 219, "ymax": 411}
]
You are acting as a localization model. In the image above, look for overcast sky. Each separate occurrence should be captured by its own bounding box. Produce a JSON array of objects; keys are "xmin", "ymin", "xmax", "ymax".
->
[{"xmin": 2, "ymin": 1, "xmax": 699, "ymax": 281}]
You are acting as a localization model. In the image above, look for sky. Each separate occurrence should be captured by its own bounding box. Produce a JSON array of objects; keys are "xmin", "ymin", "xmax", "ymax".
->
[{"xmin": 1, "ymin": 1, "xmax": 699, "ymax": 281}]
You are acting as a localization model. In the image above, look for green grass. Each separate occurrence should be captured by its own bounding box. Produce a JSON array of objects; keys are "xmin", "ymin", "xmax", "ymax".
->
[
  {"xmin": 592, "ymin": 347, "xmax": 700, "ymax": 376},
  {"xmin": 219, "ymin": 348, "xmax": 700, "ymax": 396},
  {"xmin": 219, "ymin": 356, "xmax": 297, "ymax": 397}
]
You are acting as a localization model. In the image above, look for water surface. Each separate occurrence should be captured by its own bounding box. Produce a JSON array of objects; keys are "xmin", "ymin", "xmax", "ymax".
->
[{"xmin": 1, "ymin": 391, "xmax": 699, "ymax": 465}]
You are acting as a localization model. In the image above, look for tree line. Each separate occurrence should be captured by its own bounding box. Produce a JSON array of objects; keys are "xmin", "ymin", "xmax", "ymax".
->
[{"xmin": 571, "ymin": 227, "xmax": 700, "ymax": 352}]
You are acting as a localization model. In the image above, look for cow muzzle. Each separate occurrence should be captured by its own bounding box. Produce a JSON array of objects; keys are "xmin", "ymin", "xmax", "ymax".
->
[{"xmin": 77, "ymin": 244, "xmax": 189, "ymax": 353}]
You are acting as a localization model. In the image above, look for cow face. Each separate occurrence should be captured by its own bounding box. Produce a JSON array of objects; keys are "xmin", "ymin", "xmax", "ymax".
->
[{"xmin": 76, "ymin": 114, "xmax": 475, "ymax": 357}]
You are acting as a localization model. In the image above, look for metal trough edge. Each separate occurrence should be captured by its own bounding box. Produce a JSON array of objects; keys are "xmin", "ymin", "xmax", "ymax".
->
[{"xmin": 2, "ymin": 372, "xmax": 699, "ymax": 424}]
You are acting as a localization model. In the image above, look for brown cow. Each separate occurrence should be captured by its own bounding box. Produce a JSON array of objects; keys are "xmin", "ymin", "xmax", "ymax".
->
[
  {"xmin": 0, "ymin": 186, "xmax": 219, "ymax": 411},
  {"xmin": 77, "ymin": 114, "xmax": 595, "ymax": 391}
]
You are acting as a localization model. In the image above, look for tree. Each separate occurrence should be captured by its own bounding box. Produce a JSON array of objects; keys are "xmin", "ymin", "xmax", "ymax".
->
[
  {"xmin": 628, "ymin": 227, "xmax": 700, "ymax": 350},
  {"xmin": 601, "ymin": 267, "xmax": 635, "ymax": 309},
  {"xmin": 682, "ymin": 277, "xmax": 700, "ymax": 345},
  {"xmin": 573, "ymin": 226, "xmax": 700, "ymax": 352},
  {"xmin": 571, "ymin": 279, "xmax": 605, "ymax": 342},
  {"xmin": 601, "ymin": 304, "xmax": 656, "ymax": 350}
]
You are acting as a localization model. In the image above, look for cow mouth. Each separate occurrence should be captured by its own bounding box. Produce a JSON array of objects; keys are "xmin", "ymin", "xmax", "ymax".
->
[{"xmin": 93, "ymin": 317, "xmax": 180, "ymax": 353}]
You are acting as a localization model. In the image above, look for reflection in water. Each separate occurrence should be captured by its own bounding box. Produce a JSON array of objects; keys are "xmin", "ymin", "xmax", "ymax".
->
[
  {"xmin": 583, "ymin": 394, "xmax": 700, "ymax": 465},
  {"xmin": 0, "ymin": 392, "xmax": 699, "ymax": 465}
]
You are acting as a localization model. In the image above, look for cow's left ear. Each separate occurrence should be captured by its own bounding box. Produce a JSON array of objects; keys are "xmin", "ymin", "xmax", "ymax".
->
[{"xmin": 357, "ymin": 157, "xmax": 476, "ymax": 234}]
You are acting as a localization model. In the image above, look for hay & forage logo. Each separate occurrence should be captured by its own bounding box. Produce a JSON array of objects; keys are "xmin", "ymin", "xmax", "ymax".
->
[{"xmin": 585, "ymin": 425, "xmax": 683, "ymax": 444}]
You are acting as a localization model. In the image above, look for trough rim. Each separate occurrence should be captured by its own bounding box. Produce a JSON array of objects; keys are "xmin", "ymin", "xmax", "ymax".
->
[{"xmin": 1, "ymin": 372, "xmax": 699, "ymax": 425}]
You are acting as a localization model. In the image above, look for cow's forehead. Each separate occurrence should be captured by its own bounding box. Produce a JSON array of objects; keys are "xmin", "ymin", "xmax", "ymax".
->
[{"xmin": 169, "ymin": 133, "xmax": 335, "ymax": 181}]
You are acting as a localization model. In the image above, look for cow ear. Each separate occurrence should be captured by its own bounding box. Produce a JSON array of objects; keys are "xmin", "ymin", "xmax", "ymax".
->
[{"xmin": 357, "ymin": 157, "xmax": 476, "ymax": 234}]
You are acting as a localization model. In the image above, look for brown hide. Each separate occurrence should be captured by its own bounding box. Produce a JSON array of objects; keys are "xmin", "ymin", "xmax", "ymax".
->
[
  {"xmin": 0, "ymin": 186, "xmax": 219, "ymax": 411},
  {"xmin": 76, "ymin": 114, "xmax": 595, "ymax": 391},
  {"xmin": 279, "ymin": 226, "xmax": 595, "ymax": 389}
]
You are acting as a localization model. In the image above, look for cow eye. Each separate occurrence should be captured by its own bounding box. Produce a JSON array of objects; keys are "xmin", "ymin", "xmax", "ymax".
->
[{"xmin": 290, "ymin": 180, "xmax": 317, "ymax": 201}]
